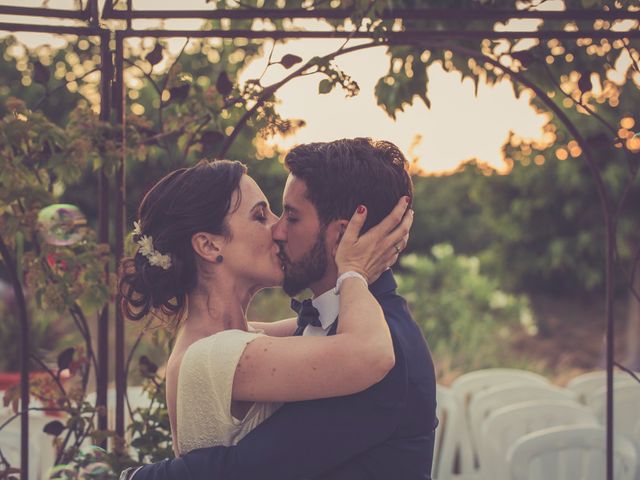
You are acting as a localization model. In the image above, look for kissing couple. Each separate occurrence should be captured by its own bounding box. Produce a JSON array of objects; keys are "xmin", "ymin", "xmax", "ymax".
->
[{"xmin": 118, "ymin": 138, "xmax": 438, "ymax": 480}]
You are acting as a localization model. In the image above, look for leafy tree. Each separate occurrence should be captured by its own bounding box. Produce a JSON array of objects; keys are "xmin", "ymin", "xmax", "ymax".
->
[
  {"xmin": 408, "ymin": 164, "xmax": 493, "ymax": 256},
  {"xmin": 355, "ymin": 0, "xmax": 639, "ymax": 368},
  {"xmin": 397, "ymin": 246, "xmax": 535, "ymax": 375}
]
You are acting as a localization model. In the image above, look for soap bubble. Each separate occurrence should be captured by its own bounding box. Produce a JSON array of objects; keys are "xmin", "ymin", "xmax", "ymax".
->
[{"xmin": 37, "ymin": 204, "xmax": 87, "ymax": 246}]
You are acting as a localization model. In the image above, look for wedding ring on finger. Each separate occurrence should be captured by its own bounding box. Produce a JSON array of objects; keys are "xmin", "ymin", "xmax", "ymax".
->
[{"xmin": 393, "ymin": 244, "xmax": 401, "ymax": 254}]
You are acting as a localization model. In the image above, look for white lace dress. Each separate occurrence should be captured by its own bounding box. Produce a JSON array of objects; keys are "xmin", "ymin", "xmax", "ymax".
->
[{"xmin": 176, "ymin": 329, "xmax": 282, "ymax": 455}]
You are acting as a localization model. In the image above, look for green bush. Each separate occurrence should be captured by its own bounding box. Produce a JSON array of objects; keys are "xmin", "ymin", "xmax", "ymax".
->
[
  {"xmin": 126, "ymin": 376, "xmax": 173, "ymax": 465},
  {"xmin": 49, "ymin": 446, "xmax": 117, "ymax": 480},
  {"xmin": 396, "ymin": 245, "xmax": 537, "ymax": 376}
]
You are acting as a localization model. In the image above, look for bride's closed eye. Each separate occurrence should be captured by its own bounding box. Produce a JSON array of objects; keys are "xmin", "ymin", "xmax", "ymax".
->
[{"xmin": 254, "ymin": 205, "xmax": 272, "ymax": 224}]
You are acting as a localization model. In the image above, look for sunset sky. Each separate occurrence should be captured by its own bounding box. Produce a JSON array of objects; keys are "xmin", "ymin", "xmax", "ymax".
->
[
  {"xmin": 238, "ymin": 35, "xmax": 550, "ymax": 174},
  {"xmin": 2, "ymin": 0, "xmax": 560, "ymax": 174}
]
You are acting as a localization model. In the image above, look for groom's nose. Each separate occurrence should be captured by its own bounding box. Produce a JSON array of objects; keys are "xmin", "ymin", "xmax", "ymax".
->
[{"xmin": 271, "ymin": 215, "xmax": 286, "ymax": 242}]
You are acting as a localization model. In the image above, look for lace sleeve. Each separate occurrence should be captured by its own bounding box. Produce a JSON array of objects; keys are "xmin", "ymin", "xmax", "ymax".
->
[{"xmin": 176, "ymin": 329, "xmax": 264, "ymax": 452}]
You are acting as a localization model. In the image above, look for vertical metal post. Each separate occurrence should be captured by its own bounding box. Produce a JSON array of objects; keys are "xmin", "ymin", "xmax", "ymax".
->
[
  {"xmin": 0, "ymin": 237, "xmax": 29, "ymax": 478},
  {"xmin": 127, "ymin": 0, "xmax": 132, "ymax": 30},
  {"xmin": 87, "ymin": 0, "xmax": 99, "ymax": 29},
  {"xmin": 18, "ymin": 260, "xmax": 29, "ymax": 480},
  {"xmin": 114, "ymin": 31, "xmax": 127, "ymax": 438},
  {"xmin": 97, "ymin": 29, "xmax": 112, "ymax": 447},
  {"xmin": 101, "ymin": 0, "xmax": 114, "ymax": 19},
  {"xmin": 606, "ymin": 219, "xmax": 615, "ymax": 480}
]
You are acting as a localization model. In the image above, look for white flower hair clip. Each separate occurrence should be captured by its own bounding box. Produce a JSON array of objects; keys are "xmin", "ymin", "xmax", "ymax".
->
[
  {"xmin": 133, "ymin": 220, "xmax": 142, "ymax": 236},
  {"xmin": 132, "ymin": 221, "xmax": 172, "ymax": 270}
]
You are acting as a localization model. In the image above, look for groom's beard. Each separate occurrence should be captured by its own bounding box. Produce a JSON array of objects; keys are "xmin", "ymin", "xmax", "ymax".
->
[{"xmin": 281, "ymin": 227, "xmax": 329, "ymax": 297}]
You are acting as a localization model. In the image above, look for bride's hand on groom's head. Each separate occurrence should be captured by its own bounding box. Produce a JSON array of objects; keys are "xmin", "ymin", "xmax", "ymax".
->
[{"xmin": 335, "ymin": 196, "xmax": 413, "ymax": 284}]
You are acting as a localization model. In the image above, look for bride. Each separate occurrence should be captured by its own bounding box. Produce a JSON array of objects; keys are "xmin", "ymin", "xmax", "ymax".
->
[{"xmin": 118, "ymin": 159, "xmax": 411, "ymax": 456}]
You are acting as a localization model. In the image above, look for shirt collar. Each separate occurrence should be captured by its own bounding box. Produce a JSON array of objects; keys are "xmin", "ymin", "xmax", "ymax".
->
[{"xmin": 311, "ymin": 288, "xmax": 340, "ymax": 330}]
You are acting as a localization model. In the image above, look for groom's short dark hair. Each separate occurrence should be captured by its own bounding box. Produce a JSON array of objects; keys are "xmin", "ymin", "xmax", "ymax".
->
[{"xmin": 284, "ymin": 138, "xmax": 413, "ymax": 232}]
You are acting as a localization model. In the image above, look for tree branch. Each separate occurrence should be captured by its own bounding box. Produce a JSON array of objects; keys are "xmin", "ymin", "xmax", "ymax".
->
[{"xmin": 219, "ymin": 40, "xmax": 380, "ymax": 157}]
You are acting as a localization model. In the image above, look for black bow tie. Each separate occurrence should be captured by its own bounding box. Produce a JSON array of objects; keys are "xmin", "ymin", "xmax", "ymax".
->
[{"xmin": 291, "ymin": 298, "xmax": 322, "ymax": 329}]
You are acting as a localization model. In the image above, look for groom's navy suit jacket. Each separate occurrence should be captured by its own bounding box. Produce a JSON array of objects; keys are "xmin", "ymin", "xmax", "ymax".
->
[{"xmin": 134, "ymin": 270, "xmax": 437, "ymax": 479}]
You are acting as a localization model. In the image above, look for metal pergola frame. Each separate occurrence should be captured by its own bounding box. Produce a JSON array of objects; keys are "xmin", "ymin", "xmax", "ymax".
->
[{"xmin": 0, "ymin": 1, "xmax": 637, "ymax": 479}]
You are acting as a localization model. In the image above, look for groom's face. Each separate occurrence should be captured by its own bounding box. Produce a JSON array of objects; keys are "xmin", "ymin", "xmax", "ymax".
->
[{"xmin": 272, "ymin": 175, "xmax": 330, "ymax": 296}]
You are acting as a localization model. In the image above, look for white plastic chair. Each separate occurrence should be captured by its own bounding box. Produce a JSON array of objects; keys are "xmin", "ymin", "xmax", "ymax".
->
[
  {"xmin": 0, "ymin": 426, "xmax": 41, "ymax": 479},
  {"xmin": 468, "ymin": 383, "xmax": 579, "ymax": 454},
  {"xmin": 479, "ymin": 399, "xmax": 599, "ymax": 480},
  {"xmin": 507, "ymin": 425, "xmax": 637, "ymax": 480},
  {"xmin": 434, "ymin": 385, "xmax": 457, "ymax": 480},
  {"xmin": 0, "ymin": 413, "xmax": 56, "ymax": 480},
  {"xmin": 85, "ymin": 385, "xmax": 149, "ymax": 430},
  {"xmin": 566, "ymin": 370, "xmax": 638, "ymax": 404},
  {"xmin": 633, "ymin": 422, "xmax": 640, "ymax": 480},
  {"xmin": 126, "ymin": 385, "xmax": 147, "ymax": 409},
  {"xmin": 0, "ymin": 390, "xmax": 11, "ymax": 417},
  {"xmin": 585, "ymin": 382, "xmax": 640, "ymax": 438},
  {"xmin": 451, "ymin": 369, "xmax": 551, "ymax": 409},
  {"xmin": 0, "ymin": 392, "xmax": 45, "ymax": 416},
  {"xmin": 451, "ymin": 369, "xmax": 551, "ymax": 472},
  {"xmin": 433, "ymin": 385, "xmax": 478, "ymax": 479}
]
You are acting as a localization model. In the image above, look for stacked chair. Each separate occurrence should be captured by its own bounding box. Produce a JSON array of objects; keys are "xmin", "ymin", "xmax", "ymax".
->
[
  {"xmin": 507, "ymin": 425, "xmax": 637, "ymax": 480},
  {"xmin": 433, "ymin": 368, "xmax": 640, "ymax": 480}
]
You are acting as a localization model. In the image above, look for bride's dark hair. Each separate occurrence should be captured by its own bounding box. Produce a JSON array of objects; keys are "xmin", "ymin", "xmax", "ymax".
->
[{"xmin": 118, "ymin": 159, "xmax": 246, "ymax": 326}]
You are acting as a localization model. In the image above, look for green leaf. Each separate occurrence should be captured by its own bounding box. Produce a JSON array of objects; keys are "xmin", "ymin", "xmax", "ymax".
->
[
  {"xmin": 57, "ymin": 347, "xmax": 75, "ymax": 371},
  {"xmin": 43, "ymin": 420, "xmax": 65, "ymax": 436},
  {"xmin": 578, "ymin": 72, "xmax": 592, "ymax": 95},
  {"xmin": 318, "ymin": 79, "xmax": 333, "ymax": 95},
  {"xmin": 145, "ymin": 43, "xmax": 163, "ymax": 67},
  {"xmin": 511, "ymin": 50, "xmax": 536, "ymax": 69},
  {"xmin": 280, "ymin": 54, "xmax": 303, "ymax": 69},
  {"xmin": 168, "ymin": 84, "xmax": 190, "ymax": 103},
  {"xmin": 201, "ymin": 130, "xmax": 225, "ymax": 157},
  {"xmin": 48, "ymin": 464, "xmax": 77, "ymax": 477},
  {"xmin": 216, "ymin": 71, "xmax": 233, "ymax": 96},
  {"xmin": 33, "ymin": 61, "xmax": 50, "ymax": 85},
  {"xmin": 139, "ymin": 355, "xmax": 158, "ymax": 378}
]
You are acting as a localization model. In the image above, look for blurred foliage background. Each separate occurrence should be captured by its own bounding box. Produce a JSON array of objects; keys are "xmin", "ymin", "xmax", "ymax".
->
[
  {"xmin": 0, "ymin": 0, "xmax": 638, "ymax": 474},
  {"xmin": 0, "ymin": 0, "xmax": 639, "ymax": 389}
]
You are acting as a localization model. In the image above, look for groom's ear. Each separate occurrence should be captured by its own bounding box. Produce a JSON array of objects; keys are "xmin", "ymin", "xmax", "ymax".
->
[{"xmin": 326, "ymin": 219, "xmax": 349, "ymax": 257}]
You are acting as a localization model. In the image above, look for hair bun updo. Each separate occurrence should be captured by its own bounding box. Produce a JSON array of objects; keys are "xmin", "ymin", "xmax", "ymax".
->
[{"xmin": 118, "ymin": 159, "xmax": 246, "ymax": 327}]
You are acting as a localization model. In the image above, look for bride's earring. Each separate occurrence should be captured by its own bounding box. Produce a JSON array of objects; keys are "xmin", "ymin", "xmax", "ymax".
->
[{"xmin": 215, "ymin": 255, "xmax": 224, "ymax": 263}]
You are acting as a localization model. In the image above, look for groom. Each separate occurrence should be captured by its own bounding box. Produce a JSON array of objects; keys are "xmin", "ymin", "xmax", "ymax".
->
[{"xmin": 127, "ymin": 138, "xmax": 437, "ymax": 479}]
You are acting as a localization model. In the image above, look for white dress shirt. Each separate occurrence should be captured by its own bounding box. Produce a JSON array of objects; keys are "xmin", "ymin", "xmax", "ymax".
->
[{"xmin": 301, "ymin": 289, "xmax": 339, "ymax": 337}]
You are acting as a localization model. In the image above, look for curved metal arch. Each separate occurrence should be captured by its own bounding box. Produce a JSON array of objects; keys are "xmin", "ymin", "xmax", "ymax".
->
[{"xmin": 0, "ymin": 3, "xmax": 637, "ymax": 480}]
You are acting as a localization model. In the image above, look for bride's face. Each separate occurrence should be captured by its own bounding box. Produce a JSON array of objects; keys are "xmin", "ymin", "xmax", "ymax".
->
[{"xmin": 221, "ymin": 175, "xmax": 284, "ymax": 289}]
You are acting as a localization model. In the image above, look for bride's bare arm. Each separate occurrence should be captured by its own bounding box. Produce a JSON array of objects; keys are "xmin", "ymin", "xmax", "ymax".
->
[
  {"xmin": 232, "ymin": 197, "xmax": 412, "ymax": 403},
  {"xmin": 249, "ymin": 318, "xmax": 297, "ymax": 337}
]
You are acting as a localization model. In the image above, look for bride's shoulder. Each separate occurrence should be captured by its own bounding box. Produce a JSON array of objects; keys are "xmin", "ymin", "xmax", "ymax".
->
[
  {"xmin": 184, "ymin": 329, "xmax": 262, "ymax": 359},
  {"xmin": 194, "ymin": 328, "xmax": 260, "ymax": 345},
  {"xmin": 178, "ymin": 329, "xmax": 265, "ymax": 385}
]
